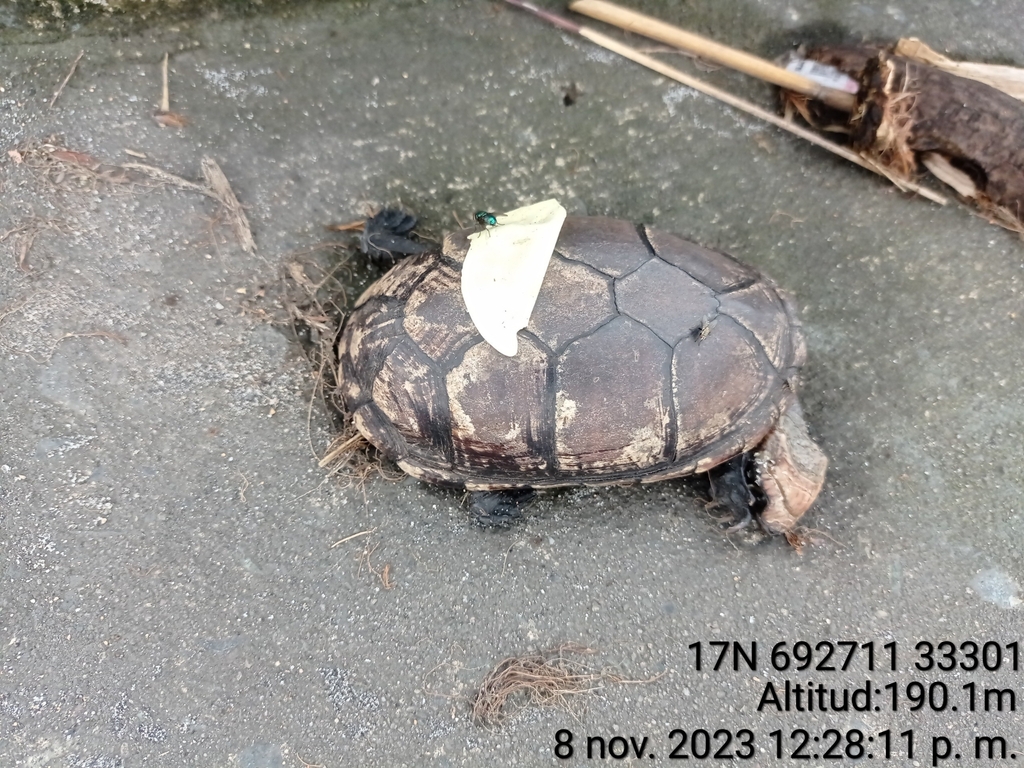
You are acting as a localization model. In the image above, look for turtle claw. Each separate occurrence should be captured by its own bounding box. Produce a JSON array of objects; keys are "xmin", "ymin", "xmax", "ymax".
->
[
  {"xmin": 725, "ymin": 508, "xmax": 754, "ymax": 533},
  {"xmin": 469, "ymin": 489, "xmax": 537, "ymax": 528}
]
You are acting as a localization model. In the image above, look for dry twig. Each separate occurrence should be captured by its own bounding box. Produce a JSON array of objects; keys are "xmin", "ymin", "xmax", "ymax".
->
[
  {"xmin": 379, "ymin": 563, "xmax": 395, "ymax": 590},
  {"xmin": 160, "ymin": 52, "xmax": 170, "ymax": 113},
  {"xmin": 50, "ymin": 50, "xmax": 84, "ymax": 108},
  {"xmin": 318, "ymin": 432, "xmax": 370, "ymax": 471},
  {"xmin": 325, "ymin": 219, "xmax": 366, "ymax": 232},
  {"xmin": 1, "ymin": 219, "xmax": 63, "ymax": 272},
  {"xmin": 154, "ymin": 53, "xmax": 190, "ymax": 128},
  {"xmin": 14, "ymin": 140, "xmax": 255, "ymax": 251},
  {"xmin": 0, "ymin": 297, "xmax": 129, "ymax": 363},
  {"xmin": 121, "ymin": 158, "xmax": 255, "ymax": 250},
  {"xmin": 356, "ymin": 540, "xmax": 396, "ymax": 590},
  {"xmin": 120, "ymin": 161, "xmax": 208, "ymax": 194},
  {"xmin": 329, "ymin": 528, "xmax": 376, "ymax": 548},
  {"xmin": 201, "ymin": 157, "xmax": 256, "ymax": 253}
]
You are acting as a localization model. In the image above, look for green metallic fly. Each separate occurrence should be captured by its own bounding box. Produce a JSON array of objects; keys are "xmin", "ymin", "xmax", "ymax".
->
[{"xmin": 474, "ymin": 210, "xmax": 499, "ymax": 228}]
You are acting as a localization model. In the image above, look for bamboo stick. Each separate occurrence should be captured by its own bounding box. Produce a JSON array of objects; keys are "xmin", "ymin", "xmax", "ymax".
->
[{"xmin": 569, "ymin": 0, "xmax": 857, "ymax": 112}]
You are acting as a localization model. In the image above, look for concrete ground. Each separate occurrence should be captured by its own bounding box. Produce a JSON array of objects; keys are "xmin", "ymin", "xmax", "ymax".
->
[{"xmin": 1, "ymin": 1, "xmax": 1022, "ymax": 766}]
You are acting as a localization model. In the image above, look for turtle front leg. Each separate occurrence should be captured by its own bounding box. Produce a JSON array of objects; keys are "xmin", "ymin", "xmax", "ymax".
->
[
  {"xmin": 708, "ymin": 453, "xmax": 760, "ymax": 532},
  {"xmin": 359, "ymin": 208, "xmax": 429, "ymax": 263},
  {"xmin": 469, "ymin": 489, "xmax": 537, "ymax": 528},
  {"xmin": 753, "ymin": 397, "xmax": 828, "ymax": 534}
]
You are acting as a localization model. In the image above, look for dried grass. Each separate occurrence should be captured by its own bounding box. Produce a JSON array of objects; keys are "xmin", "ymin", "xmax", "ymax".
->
[
  {"xmin": 10, "ymin": 139, "xmax": 126, "ymax": 190},
  {"xmin": 470, "ymin": 644, "xmax": 663, "ymax": 727},
  {"xmin": 978, "ymin": 201, "xmax": 1024, "ymax": 236},
  {"xmin": 278, "ymin": 240, "xmax": 396, "ymax": 487},
  {"xmin": 784, "ymin": 529, "xmax": 808, "ymax": 553},
  {"xmin": 784, "ymin": 526, "xmax": 845, "ymax": 553},
  {"xmin": 471, "ymin": 644, "xmax": 603, "ymax": 726},
  {"xmin": 872, "ymin": 61, "xmax": 919, "ymax": 178},
  {"xmin": 315, "ymin": 427, "xmax": 397, "ymax": 491},
  {"xmin": 780, "ymin": 90, "xmax": 851, "ymax": 135},
  {"xmin": 318, "ymin": 431, "xmax": 370, "ymax": 471}
]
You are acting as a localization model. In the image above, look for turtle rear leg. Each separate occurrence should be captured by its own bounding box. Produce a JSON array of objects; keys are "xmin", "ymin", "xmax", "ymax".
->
[
  {"xmin": 708, "ymin": 453, "xmax": 762, "ymax": 532},
  {"xmin": 469, "ymin": 489, "xmax": 537, "ymax": 528}
]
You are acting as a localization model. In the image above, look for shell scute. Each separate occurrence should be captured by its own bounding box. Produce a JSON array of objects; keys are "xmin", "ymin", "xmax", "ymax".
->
[
  {"xmin": 644, "ymin": 226, "xmax": 759, "ymax": 293},
  {"xmin": 353, "ymin": 402, "xmax": 410, "ymax": 462},
  {"xmin": 615, "ymin": 257, "xmax": 718, "ymax": 346},
  {"xmin": 336, "ymin": 297, "xmax": 405, "ymax": 409},
  {"xmin": 719, "ymin": 283, "xmax": 792, "ymax": 372},
  {"xmin": 554, "ymin": 316, "xmax": 674, "ymax": 475},
  {"xmin": 403, "ymin": 260, "xmax": 481, "ymax": 365},
  {"xmin": 355, "ymin": 252, "xmax": 435, "ymax": 308},
  {"xmin": 526, "ymin": 254, "xmax": 616, "ymax": 353},
  {"xmin": 370, "ymin": 337, "xmax": 453, "ymax": 466},
  {"xmin": 446, "ymin": 335, "xmax": 553, "ymax": 476},
  {"xmin": 671, "ymin": 315, "xmax": 780, "ymax": 459},
  {"xmin": 555, "ymin": 217, "xmax": 651, "ymax": 277}
]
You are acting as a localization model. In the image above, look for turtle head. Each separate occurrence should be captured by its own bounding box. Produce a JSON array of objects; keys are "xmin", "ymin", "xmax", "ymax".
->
[{"xmin": 754, "ymin": 397, "xmax": 828, "ymax": 534}]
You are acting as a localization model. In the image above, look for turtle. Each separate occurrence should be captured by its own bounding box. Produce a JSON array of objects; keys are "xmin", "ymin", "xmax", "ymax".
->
[{"xmin": 335, "ymin": 213, "xmax": 827, "ymax": 534}]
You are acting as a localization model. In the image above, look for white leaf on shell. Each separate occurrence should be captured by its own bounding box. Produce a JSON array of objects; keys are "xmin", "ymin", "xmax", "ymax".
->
[{"xmin": 461, "ymin": 199, "xmax": 567, "ymax": 357}]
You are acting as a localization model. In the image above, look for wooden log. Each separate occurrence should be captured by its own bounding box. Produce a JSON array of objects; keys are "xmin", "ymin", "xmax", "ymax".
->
[{"xmin": 789, "ymin": 45, "xmax": 1024, "ymax": 231}]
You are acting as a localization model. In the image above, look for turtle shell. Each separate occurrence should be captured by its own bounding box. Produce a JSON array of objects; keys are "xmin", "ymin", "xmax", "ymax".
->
[{"xmin": 337, "ymin": 217, "xmax": 806, "ymax": 491}]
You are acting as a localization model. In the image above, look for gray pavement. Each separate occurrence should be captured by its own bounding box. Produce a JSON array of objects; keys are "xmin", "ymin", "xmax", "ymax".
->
[{"xmin": 1, "ymin": 1, "xmax": 1022, "ymax": 766}]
